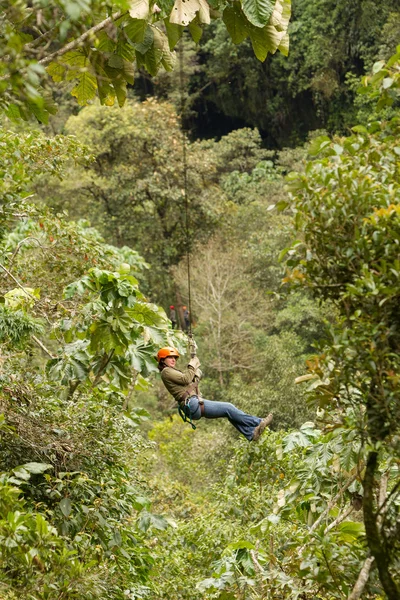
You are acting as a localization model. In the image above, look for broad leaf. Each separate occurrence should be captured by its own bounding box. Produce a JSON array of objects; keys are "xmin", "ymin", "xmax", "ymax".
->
[
  {"xmin": 188, "ymin": 19, "xmax": 203, "ymax": 43},
  {"xmin": 129, "ymin": 0, "xmax": 149, "ymax": 20},
  {"xmin": 223, "ymin": 3, "xmax": 249, "ymax": 45},
  {"xmin": 113, "ymin": 77, "xmax": 128, "ymax": 107},
  {"xmin": 71, "ymin": 72, "xmax": 97, "ymax": 105},
  {"xmin": 169, "ymin": 0, "xmax": 210, "ymax": 26},
  {"xmin": 278, "ymin": 32, "xmax": 289, "ymax": 56},
  {"xmin": 59, "ymin": 497, "xmax": 72, "ymax": 517},
  {"xmin": 270, "ymin": 0, "xmax": 291, "ymax": 29},
  {"xmin": 124, "ymin": 17, "xmax": 147, "ymax": 43},
  {"xmin": 135, "ymin": 27, "xmax": 154, "ymax": 55},
  {"xmin": 248, "ymin": 23, "xmax": 285, "ymax": 61},
  {"xmin": 242, "ymin": 0, "xmax": 274, "ymax": 28},
  {"xmin": 95, "ymin": 31, "xmax": 116, "ymax": 52},
  {"xmin": 21, "ymin": 462, "xmax": 53, "ymax": 474},
  {"xmin": 164, "ymin": 19, "xmax": 183, "ymax": 50}
]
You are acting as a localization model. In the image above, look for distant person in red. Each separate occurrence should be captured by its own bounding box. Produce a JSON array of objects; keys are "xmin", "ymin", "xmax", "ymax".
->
[
  {"xmin": 182, "ymin": 306, "xmax": 190, "ymax": 332},
  {"xmin": 169, "ymin": 305, "xmax": 177, "ymax": 329}
]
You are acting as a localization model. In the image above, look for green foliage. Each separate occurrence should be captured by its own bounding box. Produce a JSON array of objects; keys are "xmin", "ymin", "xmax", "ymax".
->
[
  {"xmin": 0, "ymin": 305, "xmax": 43, "ymax": 349},
  {"xmin": 38, "ymin": 99, "xmax": 225, "ymax": 303},
  {"xmin": 149, "ymin": 420, "xmax": 383, "ymax": 599},
  {"xmin": 178, "ymin": 2, "xmax": 399, "ymax": 145},
  {"xmin": 282, "ymin": 68, "xmax": 400, "ymax": 596},
  {"xmin": 0, "ymin": 113, "xmax": 185, "ymax": 598},
  {"xmin": 0, "ymin": 127, "xmax": 90, "ymax": 240},
  {"xmin": 0, "ymin": 0, "xmax": 291, "ymax": 122},
  {"xmin": 361, "ymin": 44, "xmax": 400, "ymax": 110},
  {"xmin": 0, "ymin": 386, "xmax": 166, "ymax": 599},
  {"xmin": 48, "ymin": 264, "xmax": 173, "ymax": 393}
]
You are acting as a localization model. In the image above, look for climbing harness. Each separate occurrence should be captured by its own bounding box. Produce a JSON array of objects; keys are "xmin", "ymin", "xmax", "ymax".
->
[
  {"xmin": 178, "ymin": 384, "xmax": 205, "ymax": 430},
  {"xmin": 178, "ymin": 397, "xmax": 197, "ymax": 430}
]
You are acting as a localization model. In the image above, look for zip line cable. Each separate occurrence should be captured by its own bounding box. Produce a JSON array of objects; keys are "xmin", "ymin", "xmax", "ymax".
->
[{"xmin": 179, "ymin": 35, "xmax": 193, "ymax": 341}]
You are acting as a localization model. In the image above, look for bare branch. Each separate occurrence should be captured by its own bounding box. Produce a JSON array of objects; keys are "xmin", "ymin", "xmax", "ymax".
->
[
  {"xmin": 324, "ymin": 505, "xmax": 354, "ymax": 534},
  {"xmin": 250, "ymin": 549, "xmax": 264, "ymax": 575},
  {"xmin": 7, "ymin": 236, "xmax": 55, "ymax": 272},
  {"xmin": 0, "ymin": 262, "xmax": 38, "ymax": 302},
  {"xmin": 32, "ymin": 335, "xmax": 55, "ymax": 359},
  {"xmin": 347, "ymin": 557, "xmax": 375, "ymax": 600}
]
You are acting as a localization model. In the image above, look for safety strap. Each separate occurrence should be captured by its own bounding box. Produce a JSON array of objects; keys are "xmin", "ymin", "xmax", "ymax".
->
[
  {"xmin": 177, "ymin": 394, "xmax": 204, "ymax": 430},
  {"xmin": 178, "ymin": 401, "xmax": 196, "ymax": 430}
]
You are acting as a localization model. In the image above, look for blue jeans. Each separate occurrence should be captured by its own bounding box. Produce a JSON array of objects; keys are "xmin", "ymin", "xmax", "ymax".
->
[{"xmin": 183, "ymin": 396, "xmax": 262, "ymax": 441}]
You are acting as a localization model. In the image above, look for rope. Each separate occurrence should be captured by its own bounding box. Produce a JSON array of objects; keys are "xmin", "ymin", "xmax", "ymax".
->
[{"xmin": 179, "ymin": 35, "xmax": 193, "ymax": 339}]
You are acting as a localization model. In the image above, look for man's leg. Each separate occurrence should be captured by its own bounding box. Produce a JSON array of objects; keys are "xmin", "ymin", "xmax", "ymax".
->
[{"xmin": 202, "ymin": 399, "xmax": 262, "ymax": 441}]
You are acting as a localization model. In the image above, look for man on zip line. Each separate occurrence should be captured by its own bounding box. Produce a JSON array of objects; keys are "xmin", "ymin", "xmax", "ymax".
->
[{"xmin": 157, "ymin": 347, "xmax": 273, "ymax": 441}]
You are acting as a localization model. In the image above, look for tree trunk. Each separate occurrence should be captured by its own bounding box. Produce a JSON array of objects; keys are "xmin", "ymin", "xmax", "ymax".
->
[{"xmin": 363, "ymin": 451, "xmax": 399, "ymax": 599}]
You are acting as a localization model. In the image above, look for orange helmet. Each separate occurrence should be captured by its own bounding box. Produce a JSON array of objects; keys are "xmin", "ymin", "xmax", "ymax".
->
[{"xmin": 157, "ymin": 347, "xmax": 180, "ymax": 362}]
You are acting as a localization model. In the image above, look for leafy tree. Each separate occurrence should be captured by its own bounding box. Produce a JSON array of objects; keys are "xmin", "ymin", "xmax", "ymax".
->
[
  {"xmin": 0, "ymin": 126, "xmax": 89, "ymax": 240},
  {"xmin": 0, "ymin": 0, "xmax": 291, "ymax": 123},
  {"xmin": 172, "ymin": 1, "xmax": 399, "ymax": 144},
  {"xmin": 281, "ymin": 51, "xmax": 400, "ymax": 598},
  {"xmin": 37, "ymin": 99, "xmax": 226, "ymax": 303}
]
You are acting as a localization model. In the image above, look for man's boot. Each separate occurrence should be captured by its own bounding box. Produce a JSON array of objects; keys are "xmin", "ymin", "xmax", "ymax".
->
[{"xmin": 252, "ymin": 413, "xmax": 273, "ymax": 441}]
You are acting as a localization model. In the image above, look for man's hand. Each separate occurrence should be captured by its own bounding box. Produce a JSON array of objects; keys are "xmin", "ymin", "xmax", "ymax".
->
[
  {"xmin": 194, "ymin": 368, "xmax": 203, "ymax": 380},
  {"xmin": 188, "ymin": 355, "xmax": 201, "ymax": 370}
]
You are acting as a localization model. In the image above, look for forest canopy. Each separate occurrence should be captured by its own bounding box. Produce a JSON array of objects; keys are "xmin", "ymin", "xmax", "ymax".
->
[{"xmin": 1, "ymin": 2, "xmax": 400, "ymax": 599}]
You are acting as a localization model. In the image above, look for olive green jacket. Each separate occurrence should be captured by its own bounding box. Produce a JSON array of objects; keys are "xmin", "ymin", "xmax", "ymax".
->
[{"xmin": 161, "ymin": 365, "xmax": 199, "ymax": 403}]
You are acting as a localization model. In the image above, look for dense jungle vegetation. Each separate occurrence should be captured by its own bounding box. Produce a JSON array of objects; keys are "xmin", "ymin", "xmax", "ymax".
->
[{"xmin": 1, "ymin": 0, "xmax": 400, "ymax": 598}]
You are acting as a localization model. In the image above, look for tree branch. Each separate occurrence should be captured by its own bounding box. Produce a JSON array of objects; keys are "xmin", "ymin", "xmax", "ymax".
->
[
  {"xmin": 32, "ymin": 335, "xmax": 55, "ymax": 359},
  {"xmin": 306, "ymin": 470, "xmax": 361, "ymax": 534},
  {"xmin": 363, "ymin": 451, "xmax": 399, "ymax": 599},
  {"xmin": 347, "ymin": 557, "xmax": 375, "ymax": 600},
  {"xmin": 38, "ymin": 11, "xmax": 127, "ymax": 66},
  {"xmin": 24, "ymin": 20, "xmax": 64, "ymax": 51},
  {"xmin": 7, "ymin": 236, "xmax": 54, "ymax": 273},
  {"xmin": 298, "ymin": 466, "xmax": 364, "ymax": 555},
  {"xmin": 0, "ymin": 262, "xmax": 38, "ymax": 302},
  {"xmin": 324, "ymin": 505, "xmax": 354, "ymax": 534},
  {"xmin": 92, "ymin": 349, "xmax": 115, "ymax": 387}
]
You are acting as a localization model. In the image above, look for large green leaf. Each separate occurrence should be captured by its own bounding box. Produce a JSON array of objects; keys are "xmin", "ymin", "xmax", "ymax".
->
[
  {"xmin": 115, "ymin": 37, "xmax": 136, "ymax": 62},
  {"xmin": 241, "ymin": 0, "xmax": 274, "ymax": 28},
  {"xmin": 135, "ymin": 27, "xmax": 154, "ymax": 55},
  {"xmin": 95, "ymin": 31, "xmax": 116, "ymax": 52},
  {"xmin": 164, "ymin": 19, "xmax": 183, "ymax": 50},
  {"xmin": 113, "ymin": 77, "xmax": 128, "ymax": 107},
  {"xmin": 124, "ymin": 17, "xmax": 147, "ymax": 43},
  {"xmin": 188, "ymin": 18, "xmax": 203, "ymax": 43},
  {"xmin": 270, "ymin": 0, "xmax": 291, "ymax": 29},
  {"xmin": 143, "ymin": 28, "xmax": 168, "ymax": 76},
  {"xmin": 223, "ymin": 3, "xmax": 249, "ymax": 45},
  {"xmin": 47, "ymin": 49, "xmax": 88, "ymax": 83},
  {"xmin": 71, "ymin": 72, "xmax": 97, "ymax": 105},
  {"xmin": 278, "ymin": 32, "xmax": 289, "ymax": 56},
  {"xmin": 248, "ymin": 23, "xmax": 284, "ymax": 61},
  {"xmin": 20, "ymin": 462, "xmax": 53, "ymax": 474},
  {"xmin": 127, "ymin": 302, "xmax": 166, "ymax": 327},
  {"xmin": 121, "ymin": 61, "xmax": 135, "ymax": 85},
  {"xmin": 59, "ymin": 497, "xmax": 72, "ymax": 517},
  {"xmin": 90, "ymin": 53, "xmax": 116, "ymax": 106}
]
